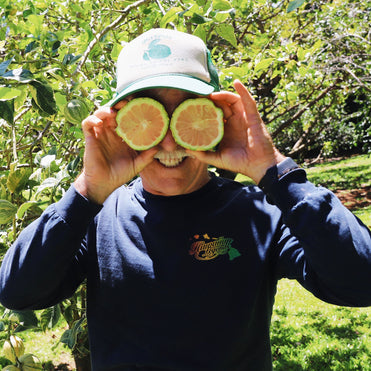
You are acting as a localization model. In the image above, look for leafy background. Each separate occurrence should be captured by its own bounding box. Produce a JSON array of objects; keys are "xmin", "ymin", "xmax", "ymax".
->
[{"xmin": 0, "ymin": 0, "xmax": 370, "ymax": 369}]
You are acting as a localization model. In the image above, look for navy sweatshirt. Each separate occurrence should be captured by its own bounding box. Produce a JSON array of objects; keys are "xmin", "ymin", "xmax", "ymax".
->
[{"xmin": 1, "ymin": 169, "xmax": 371, "ymax": 370}]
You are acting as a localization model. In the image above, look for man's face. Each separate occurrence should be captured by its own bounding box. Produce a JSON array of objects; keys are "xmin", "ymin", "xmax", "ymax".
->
[{"xmin": 115, "ymin": 88, "xmax": 210, "ymax": 196}]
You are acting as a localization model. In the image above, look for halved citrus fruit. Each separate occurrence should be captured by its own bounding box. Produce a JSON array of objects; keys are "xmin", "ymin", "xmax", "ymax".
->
[
  {"xmin": 170, "ymin": 98, "xmax": 224, "ymax": 151},
  {"xmin": 116, "ymin": 97, "xmax": 169, "ymax": 150}
]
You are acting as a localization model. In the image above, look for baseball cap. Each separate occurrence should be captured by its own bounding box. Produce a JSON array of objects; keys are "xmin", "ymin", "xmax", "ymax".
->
[{"xmin": 108, "ymin": 28, "xmax": 220, "ymax": 107}]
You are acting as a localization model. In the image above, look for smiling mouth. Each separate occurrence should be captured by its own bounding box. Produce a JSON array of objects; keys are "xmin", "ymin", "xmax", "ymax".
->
[{"xmin": 154, "ymin": 150, "xmax": 194, "ymax": 168}]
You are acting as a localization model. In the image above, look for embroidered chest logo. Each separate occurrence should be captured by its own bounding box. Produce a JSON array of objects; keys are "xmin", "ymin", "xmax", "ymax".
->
[{"xmin": 188, "ymin": 233, "xmax": 241, "ymax": 261}]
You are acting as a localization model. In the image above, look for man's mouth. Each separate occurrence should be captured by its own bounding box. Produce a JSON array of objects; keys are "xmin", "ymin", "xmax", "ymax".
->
[{"xmin": 154, "ymin": 150, "xmax": 194, "ymax": 168}]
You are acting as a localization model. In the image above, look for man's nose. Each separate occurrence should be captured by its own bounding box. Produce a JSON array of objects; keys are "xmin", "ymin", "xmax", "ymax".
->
[{"xmin": 159, "ymin": 129, "xmax": 178, "ymax": 151}]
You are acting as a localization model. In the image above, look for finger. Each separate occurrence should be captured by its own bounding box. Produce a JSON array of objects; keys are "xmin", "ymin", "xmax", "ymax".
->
[
  {"xmin": 94, "ymin": 107, "xmax": 118, "ymax": 129},
  {"xmin": 209, "ymin": 97, "xmax": 233, "ymax": 120},
  {"xmin": 185, "ymin": 149, "xmax": 221, "ymax": 168},
  {"xmin": 82, "ymin": 115, "xmax": 103, "ymax": 139},
  {"xmin": 133, "ymin": 147, "xmax": 158, "ymax": 173},
  {"xmin": 113, "ymin": 99, "xmax": 129, "ymax": 111},
  {"xmin": 210, "ymin": 91, "xmax": 242, "ymax": 108},
  {"xmin": 233, "ymin": 80, "xmax": 262, "ymax": 126}
]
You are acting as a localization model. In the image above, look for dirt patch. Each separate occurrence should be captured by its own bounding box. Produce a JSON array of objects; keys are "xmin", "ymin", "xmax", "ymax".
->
[{"xmin": 334, "ymin": 185, "xmax": 371, "ymax": 210}]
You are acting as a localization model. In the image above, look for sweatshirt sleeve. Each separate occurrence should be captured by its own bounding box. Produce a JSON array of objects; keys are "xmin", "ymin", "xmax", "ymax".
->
[
  {"xmin": 261, "ymin": 164, "xmax": 371, "ymax": 307},
  {"xmin": 0, "ymin": 185, "xmax": 102, "ymax": 310}
]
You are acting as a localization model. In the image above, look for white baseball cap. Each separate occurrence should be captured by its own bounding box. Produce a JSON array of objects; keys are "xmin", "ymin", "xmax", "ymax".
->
[{"xmin": 108, "ymin": 28, "xmax": 220, "ymax": 106}]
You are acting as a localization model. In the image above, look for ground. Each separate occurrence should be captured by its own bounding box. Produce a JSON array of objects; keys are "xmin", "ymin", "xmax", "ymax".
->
[{"xmin": 334, "ymin": 185, "xmax": 371, "ymax": 210}]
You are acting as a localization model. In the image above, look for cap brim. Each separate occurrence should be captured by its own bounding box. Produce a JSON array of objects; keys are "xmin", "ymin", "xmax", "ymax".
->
[{"xmin": 108, "ymin": 75, "xmax": 216, "ymax": 107}]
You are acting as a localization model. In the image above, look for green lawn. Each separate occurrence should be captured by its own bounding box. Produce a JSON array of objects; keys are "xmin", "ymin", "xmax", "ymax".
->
[
  {"xmin": 272, "ymin": 280, "xmax": 371, "ymax": 370},
  {"xmin": 304, "ymin": 155, "xmax": 371, "ymax": 191}
]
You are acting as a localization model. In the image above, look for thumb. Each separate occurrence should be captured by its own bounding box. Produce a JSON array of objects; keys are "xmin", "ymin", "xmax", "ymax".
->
[
  {"xmin": 186, "ymin": 149, "xmax": 222, "ymax": 169},
  {"xmin": 133, "ymin": 147, "xmax": 158, "ymax": 174}
]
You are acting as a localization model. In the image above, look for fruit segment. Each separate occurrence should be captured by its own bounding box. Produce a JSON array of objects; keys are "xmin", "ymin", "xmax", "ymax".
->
[
  {"xmin": 116, "ymin": 98, "xmax": 169, "ymax": 150},
  {"xmin": 170, "ymin": 98, "xmax": 224, "ymax": 151}
]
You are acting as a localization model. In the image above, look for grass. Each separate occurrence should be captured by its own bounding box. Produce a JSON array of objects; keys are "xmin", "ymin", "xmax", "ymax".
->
[
  {"xmin": 1, "ymin": 155, "xmax": 370, "ymax": 370},
  {"xmin": 272, "ymin": 280, "xmax": 371, "ymax": 370},
  {"xmin": 304, "ymin": 154, "xmax": 371, "ymax": 191},
  {"xmin": 353, "ymin": 205, "xmax": 371, "ymax": 228}
]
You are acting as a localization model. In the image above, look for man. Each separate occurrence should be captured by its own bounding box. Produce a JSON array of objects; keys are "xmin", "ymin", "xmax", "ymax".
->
[{"xmin": 0, "ymin": 28, "xmax": 370, "ymax": 371}]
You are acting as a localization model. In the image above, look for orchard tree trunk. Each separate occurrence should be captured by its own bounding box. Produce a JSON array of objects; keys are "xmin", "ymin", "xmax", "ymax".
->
[{"xmin": 74, "ymin": 354, "xmax": 91, "ymax": 371}]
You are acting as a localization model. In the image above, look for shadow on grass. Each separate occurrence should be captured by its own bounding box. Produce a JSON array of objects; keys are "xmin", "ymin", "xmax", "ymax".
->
[
  {"xmin": 271, "ymin": 307, "xmax": 371, "ymax": 370},
  {"xmin": 307, "ymin": 164, "xmax": 371, "ymax": 190}
]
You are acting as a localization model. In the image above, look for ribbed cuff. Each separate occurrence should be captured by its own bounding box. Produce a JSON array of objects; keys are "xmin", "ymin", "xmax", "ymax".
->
[{"xmin": 258, "ymin": 158, "xmax": 309, "ymax": 212}]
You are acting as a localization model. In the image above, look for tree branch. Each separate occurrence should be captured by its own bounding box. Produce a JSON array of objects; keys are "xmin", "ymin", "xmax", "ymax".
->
[
  {"xmin": 73, "ymin": 0, "xmax": 151, "ymax": 77},
  {"xmin": 271, "ymin": 80, "xmax": 339, "ymax": 139}
]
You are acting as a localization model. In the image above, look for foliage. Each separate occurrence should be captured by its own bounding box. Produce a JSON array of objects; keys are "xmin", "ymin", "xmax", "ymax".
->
[{"xmin": 0, "ymin": 0, "xmax": 370, "ymax": 368}]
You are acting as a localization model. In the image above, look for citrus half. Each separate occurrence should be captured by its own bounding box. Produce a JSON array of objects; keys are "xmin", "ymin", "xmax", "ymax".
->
[
  {"xmin": 116, "ymin": 98, "xmax": 169, "ymax": 150},
  {"xmin": 170, "ymin": 98, "xmax": 224, "ymax": 151}
]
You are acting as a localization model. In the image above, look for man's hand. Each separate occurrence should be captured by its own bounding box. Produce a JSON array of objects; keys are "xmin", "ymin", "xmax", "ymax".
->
[
  {"xmin": 74, "ymin": 104, "xmax": 157, "ymax": 204},
  {"xmin": 187, "ymin": 80, "xmax": 286, "ymax": 184}
]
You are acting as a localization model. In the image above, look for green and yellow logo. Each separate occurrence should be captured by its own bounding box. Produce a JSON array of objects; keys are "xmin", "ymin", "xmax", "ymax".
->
[{"xmin": 189, "ymin": 233, "xmax": 241, "ymax": 261}]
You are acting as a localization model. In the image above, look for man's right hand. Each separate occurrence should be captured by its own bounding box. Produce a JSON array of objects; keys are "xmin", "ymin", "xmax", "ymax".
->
[{"xmin": 74, "ymin": 103, "xmax": 157, "ymax": 204}]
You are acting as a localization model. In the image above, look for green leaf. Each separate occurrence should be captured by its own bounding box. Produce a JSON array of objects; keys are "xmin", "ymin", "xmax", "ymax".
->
[
  {"xmin": 160, "ymin": 7, "xmax": 182, "ymax": 28},
  {"xmin": 29, "ymin": 80, "xmax": 58, "ymax": 116},
  {"xmin": 0, "ymin": 87, "xmax": 21, "ymax": 101},
  {"xmin": 62, "ymin": 53, "xmax": 82, "ymax": 65},
  {"xmin": 40, "ymin": 305, "xmax": 61, "ymax": 331},
  {"xmin": 213, "ymin": 0, "xmax": 232, "ymax": 11},
  {"xmin": 25, "ymin": 14, "xmax": 44, "ymax": 36},
  {"xmin": 16, "ymin": 201, "xmax": 38, "ymax": 219},
  {"xmin": 255, "ymin": 58, "xmax": 275, "ymax": 73},
  {"xmin": 9, "ymin": 310, "xmax": 39, "ymax": 331},
  {"xmin": 287, "ymin": 0, "xmax": 306, "ymax": 13},
  {"xmin": 216, "ymin": 24, "xmax": 237, "ymax": 47},
  {"xmin": 190, "ymin": 13, "xmax": 212, "ymax": 24},
  {"xmin": 0, "ymin": 199, "xmax": 17, "ymax": 224},
  {"xmin": 0, "ymin": 99, "xmax": 14, "ymax": 124},
  {"xmin": 60, "ymin": 317, "xmax": 87, "ymax": 349},
  {"xmin": 54, "ymin": 92, "xmax": 68, "ymax": 111},
  {"xmin": 193, "ymin": 25, "xmax": 207, "ymax": 43},
  {"xmin": 67, "ymin": 157, "xmax": 81, "ymax": 178},
  {"xmin": 3, "ymin": 68, "xmax": 34, "ymax": 83},
  {"xmin": 7, "ymin": 167, "xmax": 32, "ymax": 194},
  {"xmin": 0, "ymin": 59, "xmax": 13, "ymax": 76},
  {"xmin": 60, "ymin": 328, "xmax": 75, "ymax": 349}
]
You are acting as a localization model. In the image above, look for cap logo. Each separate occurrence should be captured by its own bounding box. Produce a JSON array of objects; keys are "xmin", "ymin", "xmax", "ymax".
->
[{"xmin": 143, "ymin": 39, "xmax": 172, "ymax": 61}]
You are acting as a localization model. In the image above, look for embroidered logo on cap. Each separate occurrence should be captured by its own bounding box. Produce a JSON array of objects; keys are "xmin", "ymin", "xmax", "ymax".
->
[{"xmin": 143, "ymin": 39, "xmax": 172, "ymax": 61}]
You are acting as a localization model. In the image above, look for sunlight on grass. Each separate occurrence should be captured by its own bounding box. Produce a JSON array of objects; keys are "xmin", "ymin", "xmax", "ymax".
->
[
  {"xmin": 19, "ymin": 324, "xmax": 74, "ymax": 368},
  {"xmin": 272, "ymin": 279, "xmax": 371, "ymax": 370},
  {"xmin": 353, "ymin": 205, "xmax": 371, "ymax": 228},
  {"xmin": 304, "ymin": 154, "xmax": 371, "ymax": 190}
]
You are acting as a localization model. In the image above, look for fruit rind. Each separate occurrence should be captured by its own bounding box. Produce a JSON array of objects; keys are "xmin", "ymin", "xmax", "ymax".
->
[
  {"xmin": 170, "ymin": 98, "xmax": 224, "ymax": 151},
  {"xmin": 116, "ymin": 97, "xmax": 169, "ymax": 151},
  {"xmin": 64, "ymin": 99, "xmax": 90, "ymax": 125}
]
